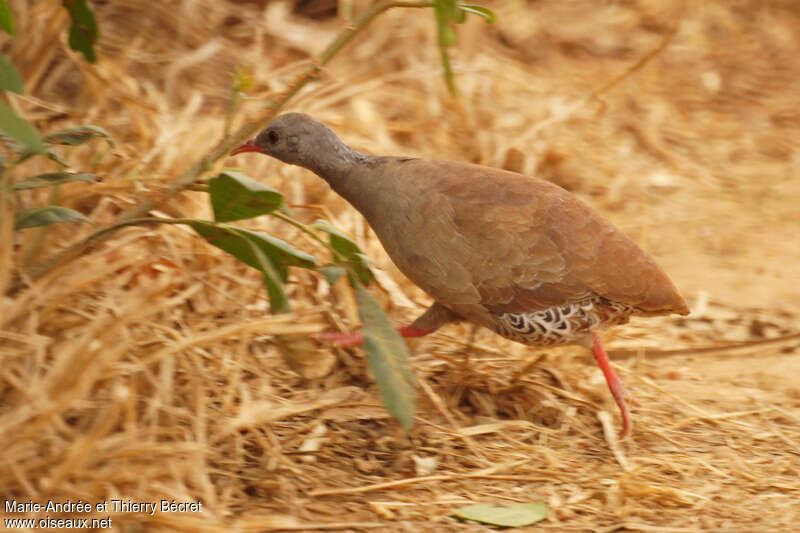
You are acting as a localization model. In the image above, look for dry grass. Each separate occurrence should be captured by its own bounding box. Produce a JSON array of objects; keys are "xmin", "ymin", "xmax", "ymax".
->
[{"xmin": 2, "ymin": 0, "xmax": 800, "ymax": 531}]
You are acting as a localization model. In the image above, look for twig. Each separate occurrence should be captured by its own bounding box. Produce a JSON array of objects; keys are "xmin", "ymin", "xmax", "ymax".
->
[
  {"xmin": 237, "ymin": 520, "xmax": 387, "ymax": 531},
  {"xmin": 309, "ymin": 459, "xmax": 530, "ymax": 496},
  {"xmin": 596, "ymin": 523, "xmax": 708, "ymax": 533},
  {"xmin": 516, "ymin": 15, "xmax": 681, "ymax": 147},
  {"xmin": 672, "ymin": 408, "xmax": 769, "ymax": 430},
  {"xmin": 598, "ymin": 410, "xmax": 629, "ymax": 471},
  {"xmin": 609, "ymin": 332, "xmax": 800, "ymax": 360},
  {"xmin": 417, "ymin": 379, "xmax": 491, "ymax": 466},
  {"xmin": 586, "ymin": 21, "xmax": 680, "ymax": 101}
]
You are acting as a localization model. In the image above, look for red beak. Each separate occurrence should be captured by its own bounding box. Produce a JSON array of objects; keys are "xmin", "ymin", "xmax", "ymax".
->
[{"xmin": 231, "ymin": 139, "xmax": 261, "ymax": 156}]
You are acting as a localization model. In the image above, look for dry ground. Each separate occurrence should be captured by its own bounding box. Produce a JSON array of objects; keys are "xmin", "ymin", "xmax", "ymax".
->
[{"xmin": 2, "ymin": 0, "xmax": 799, "ymax": 531}]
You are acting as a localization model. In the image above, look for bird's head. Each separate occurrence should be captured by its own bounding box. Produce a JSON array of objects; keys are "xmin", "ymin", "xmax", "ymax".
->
[{"xmin": 231, "ymin": 113, "xmax": 353, "ymax": 174}]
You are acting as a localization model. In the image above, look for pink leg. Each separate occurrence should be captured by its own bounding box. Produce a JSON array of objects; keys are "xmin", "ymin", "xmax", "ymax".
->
[
  {"xmin": 315, "ymin": 325, "xmax": 434, "ymax": 348},
  {"xmin": 591, "ymin": 331, "xmax": 632, "ymax": 439}
]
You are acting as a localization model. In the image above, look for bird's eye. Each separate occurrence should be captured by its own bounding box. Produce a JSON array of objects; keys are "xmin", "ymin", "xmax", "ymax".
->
[{"xmin": 267, "ymin": 130, "xmax": 279, "ymax": 144}]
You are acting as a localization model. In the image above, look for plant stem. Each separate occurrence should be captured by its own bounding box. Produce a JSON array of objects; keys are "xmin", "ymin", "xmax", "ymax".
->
[
  {"xmin": 271, "ymin": 211, "xmax": 326, "ymax": 246},
  {"xmin": 21, "ymin": 184, "xmax": 59, "ymax": 266},
  {"xmin": 11, "ymin": 0, "xmax": 433, "ymax": 294},
  {"xmin": 0, "ymin": 165, "xmax": 15, "ymax": 302},
  {"xmin": 271, "ymin": 211, "xmax": 349, "ymax": 264}
]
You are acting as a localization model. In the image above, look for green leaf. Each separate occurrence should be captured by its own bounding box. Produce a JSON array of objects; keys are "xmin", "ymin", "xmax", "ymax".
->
[
  {"xmin": 312, "ymin": 219, "xmax": 373, "ymax": 284},
  {"xmin": 312, "ymin": 219, "xmax": 361, "ymax": 257},
  {"xmin": 0, "ymin": 0, "xmax": 14, "ymax": 35},
  {"xmin": 209, "ymin": 171, "xmax": 283, "ymax": 222},
  {"xmin": 457, "ymin": 4, "xmax": 496, "ymax": 24},
  {"xmin": 15, "ymin": 147, "xmax": 70, "ymax": 167},
  {"xmin": 243, "ymin": 234, "xmax": 290, "ymax": 313},
  {"xmin": 0, "ymin": 54, "xmax": 24, "ymax": 93},
  {"xmin": 432, "ymin": 1, "xmax": 494, "ymax": 96},
  {"xmin": 318, "ymin": 264, "xmax": 346, "ymax": 285},
  {"xmin": 350, "ymin": 253, "xmax": 374, "ymax": 285},
  {"xmin": 43, "ymin": 125, "xmax": 114, "ymax": 146},
  {"xmin": 433, "ymin": 3, "xmax": 457, "ymax": 96},
  {"xmin": 0, "ymin": 102, "xmax": 44, "ymax": 154},
  {"xmin": 11, "ymin": 172, "xmax": 98, "ymax": 190},
  {"xmin": 15, "ymin": 206, "xmax": 88, "ymax": 230},
  {"xmin": 235, "ymin": 226, "xmax": 316, "ymax": 270},
  {"xmin": 451, "ymin": 502, "xmax": 548, "ymax": 527},
  {"xmin": 68, "ymin": 25, "xmax": 95, "ymax": 62},
  {"xmin": 190, "ymin": 222, "xmax": 293, "ymax": 311},
  {"xmin": 352, "ymin": 280, "xmax": 416, "ymax": 433},
  {"xmin": 190, "ymin": 222, "xmax": 315, "ymax": 281},
  {"xmin": 45, "ymin": 148, "xmax": 71, "ymax": 167},
  {"xmin": 434, "ymin": 0, "xmax": 460, "ymax": 44},
  {"xmin": 261, "ymin": 273, "xmax": 289, "ymax": 313},
  {"xmin": 62, "ymin": 0, "xmax": 98, "ymax": 63}
]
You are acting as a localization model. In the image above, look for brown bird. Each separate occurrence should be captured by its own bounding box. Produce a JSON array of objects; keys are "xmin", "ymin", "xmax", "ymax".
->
[{"xmin": 233, "ymin": 113, "xmax": 689, "ymax": 438}]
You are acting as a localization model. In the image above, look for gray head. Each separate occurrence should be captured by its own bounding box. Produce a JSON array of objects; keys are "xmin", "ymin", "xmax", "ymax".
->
[{"xmin": 232, "ymin": 113, "xmax": 363, "ymax": 180}]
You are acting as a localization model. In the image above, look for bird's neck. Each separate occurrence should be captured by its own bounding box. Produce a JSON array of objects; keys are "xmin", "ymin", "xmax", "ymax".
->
[
  {"xmin": 304, "ymin": 141, "xmax": 356, "ymax": 178},
  {"xmin": 305, "ymin": 145, "xmax": 382, "ymax": 213}
]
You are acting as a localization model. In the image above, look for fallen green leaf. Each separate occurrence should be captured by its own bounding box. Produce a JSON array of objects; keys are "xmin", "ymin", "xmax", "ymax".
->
[{"xmin": 451, "ymin": 502, "xmax": 548, "ymax": 527}]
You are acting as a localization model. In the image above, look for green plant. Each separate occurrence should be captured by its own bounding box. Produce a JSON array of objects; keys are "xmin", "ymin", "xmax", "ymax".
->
[
  {"xmin": 433, "ymin": 1, "xmax": 495, "ymax": 94},
  {"xmin": 9, "ymin": 1, "xmax": 496, "ymax": 285},
  {"xmin": 80, "ymin": 170, "xmax": 418, "ymax": 432},
  {"xmin": 1, "ymin": 0, "xmax": 497, "ymax": 433},
  {"xmin": 1, "ymin": 0, "xmax": 103, "ymax": 235}
]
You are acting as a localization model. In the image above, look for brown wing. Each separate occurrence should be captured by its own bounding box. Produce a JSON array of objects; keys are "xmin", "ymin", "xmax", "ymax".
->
[{"xmin": 430, "ymin": 161, "xmax": 689, "ymax": 317}]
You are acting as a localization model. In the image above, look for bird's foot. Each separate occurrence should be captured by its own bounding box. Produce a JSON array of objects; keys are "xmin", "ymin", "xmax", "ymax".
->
[{"xmin": 591, "ymin": 332, "xmax": 632, "ymax": 440}]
